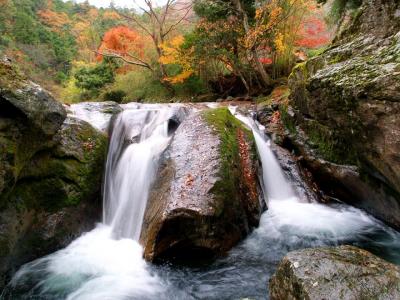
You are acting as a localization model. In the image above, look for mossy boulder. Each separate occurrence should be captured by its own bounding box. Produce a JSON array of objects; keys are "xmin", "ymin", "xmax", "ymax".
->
[
  {"xmin": 140, "ymin": 108, "xmax": 264, "ymax": 262},
  {"xmin": 0, "ymin": 60, "xmax": 107, "ymax": 288},
  {"xmin": 270, "ymin": 245, "xmax": 400, "ymax": 300},
  {"xmin": 286, "ymin": 0, "xmax": 400, "ymax": 228}
]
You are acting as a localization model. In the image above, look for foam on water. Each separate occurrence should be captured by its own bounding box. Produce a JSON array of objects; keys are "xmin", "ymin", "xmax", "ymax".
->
[
  {"xmin": 8, "ymin": 225, "xmax": 165, "ymax": 300},
  {"xmin": 4, "ymin": 104, "xmax": 400, "ymax": 300}
]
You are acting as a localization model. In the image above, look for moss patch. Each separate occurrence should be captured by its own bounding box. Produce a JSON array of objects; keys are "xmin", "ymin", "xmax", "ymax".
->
[{"xmin": 202, "ymin": 107, "xmax": 257, "ymax": 226}]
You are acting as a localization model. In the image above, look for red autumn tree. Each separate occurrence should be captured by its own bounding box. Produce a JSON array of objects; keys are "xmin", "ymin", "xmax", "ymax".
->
[
  {"xmin": 97, "ymin": 26, "xmax": 151, "ymax": 70},
  {"xmin": 295, "ymin": 15, "xmax": 331, "ymax": 49}
]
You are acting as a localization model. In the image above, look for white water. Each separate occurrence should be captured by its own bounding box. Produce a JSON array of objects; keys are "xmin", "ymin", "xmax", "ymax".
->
[
  {"xmin": 67, "ymin": 102, "xmax": 121, "ymax": 132},
  {"xmin": 103, "ymin": 108, "xmax": 176, "ymax": 240},
  {"xmin": 4, "ymin": 104, "xmax": 400, "ymax": 300}
]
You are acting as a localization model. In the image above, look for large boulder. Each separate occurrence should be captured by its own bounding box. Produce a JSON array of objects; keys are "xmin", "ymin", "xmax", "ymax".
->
[
  {"xmin": 270, "ymin": 245, "xmax": 400, "ymax": 300},
  {"xmin": 285, "ymin": 0, "xmax": 400, "ymax": 228},
  {"xmin": 0, "ymin": 60, "xmax": 107, "ymax": 287},
  {"xmin": 140, "ymin": 107, "xmax": 264, "ymax": 262}
]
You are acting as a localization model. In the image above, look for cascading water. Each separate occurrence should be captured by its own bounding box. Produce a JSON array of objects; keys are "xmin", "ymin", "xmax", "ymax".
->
[
  {"xmin": 3, "ymin": 103, "xmax": 400, "ymax": 300},
  {"xmin": 103, "ymin": 108, "xmax": 175, "ymax": 240}
]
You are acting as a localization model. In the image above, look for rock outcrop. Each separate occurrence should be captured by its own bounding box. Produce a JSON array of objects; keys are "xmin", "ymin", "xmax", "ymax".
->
[
  {"xmin": 140, "ymin": 107, "xmax": 264, "ymax": 262},
  {"xmin": 0, "ymin": 60, "xmax": 107, "ymax": 287},
  {"xmin": 285, "ymin": 0, "xmax": 400, "ymax": 228},
  {"xmin": 270, "ymin": 245, "xmax": 400, "ymax": 300}
]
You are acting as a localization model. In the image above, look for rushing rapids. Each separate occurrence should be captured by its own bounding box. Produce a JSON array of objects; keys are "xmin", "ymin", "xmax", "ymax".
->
[{"xmin": 2, "ymin": 103, "xmax": 400, "ymax": 300}]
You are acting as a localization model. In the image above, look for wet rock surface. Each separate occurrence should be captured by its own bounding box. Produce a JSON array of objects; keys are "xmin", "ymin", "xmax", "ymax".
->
[
  {"xmin": 286, "ymin": 0, "xmax": 400, "ymax": 228},
  {"xmin": 0, "ymin": 61, "xmax": 106, "ymax": 288},
  {"xmin": 67, "ymin": 101, "xmax": 123, "ymax": 133},
  {"xmin": 270, "ymin": 245, "xmax": 400, "ymax": 300},
  {"xmin": 141, "ymin": 108, "xmax": 264, "ymax": 262}
]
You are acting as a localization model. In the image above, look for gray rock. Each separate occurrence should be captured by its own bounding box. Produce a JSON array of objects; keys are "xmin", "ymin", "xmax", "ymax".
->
[
  {"xmin": 0, "ymin": 60, "xmax": 66, "ymax": 136},
  {"xmin": 140, "ymin": 108, "xmax": 264, "ymax": 262},
  {"xmin": 270, "ymin": 245, "xmax": 400, "ymax": 300},
  {"xmin": 287, "ymin": 0, "xmax": 400, "ymax": 228}
]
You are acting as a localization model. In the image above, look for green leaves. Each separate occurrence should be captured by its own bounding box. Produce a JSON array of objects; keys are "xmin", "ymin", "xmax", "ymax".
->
[{"xmin": 74, "ymin": 62, "xmax": 115, "ymax": 91}]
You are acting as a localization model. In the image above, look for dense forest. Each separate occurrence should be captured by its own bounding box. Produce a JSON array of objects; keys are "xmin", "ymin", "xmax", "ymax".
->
[{"xmin": 0, "ymin": 0, "xmax": 334, "ymax": 103}]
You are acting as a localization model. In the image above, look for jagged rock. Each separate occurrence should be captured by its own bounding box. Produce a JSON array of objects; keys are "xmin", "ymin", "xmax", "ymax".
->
[
  {"xmin": 0, "ymin": 59, "xmax": 66, "ymax": 136},
  {"xmin": 270, "ymin": 245, "xmax": 400, "ymax": 300},
  {"xmin": 140, "ymin": 108, "xmax": 264, "ymax": 262},
  {"xmin": 0, "ymin": 61, "xmax": 107, "ymax": 288},
  {"xmin": 286, "ymin": 0, "xmax": 400, "ymax": 228}
]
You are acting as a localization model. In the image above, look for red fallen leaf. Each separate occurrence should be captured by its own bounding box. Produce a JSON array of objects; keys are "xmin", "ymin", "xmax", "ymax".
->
[{"xmin": 185, "ymin": 174, "xmax": 194, "ymax": 187}]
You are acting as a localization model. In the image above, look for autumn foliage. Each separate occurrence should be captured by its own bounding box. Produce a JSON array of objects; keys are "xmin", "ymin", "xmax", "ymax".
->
[
  {"xmin": 97, "ymin": 26, "xmax": 144, "ymax": 59},
  {"xmin": 295, "ymin": 16, "xmax": 331, "ymax": 48},
  {"xmin": 38, "ymin": 9, "xmax": 70, "ymax": 31},
  {"xmin": 159, "ymin": 35, "xmax": 194, "ymax": 83}
]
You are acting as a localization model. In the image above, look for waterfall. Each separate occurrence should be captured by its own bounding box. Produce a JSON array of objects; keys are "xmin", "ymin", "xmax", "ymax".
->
[
  {"xmin": 228, "ymin": 106, "xmax": 296, "ymax": 203},
  {"xmin": 4, "ymin": 103, "xmax": 400, "ymax": 300},
  {"xmin": 103, "ymin": 107, "xmax": 181, "ymax": 240}
]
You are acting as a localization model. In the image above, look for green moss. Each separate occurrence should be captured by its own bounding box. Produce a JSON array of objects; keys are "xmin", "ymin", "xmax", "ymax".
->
[
  {"xmin": 303, "ymin": 120, "xmax": 358, "ymax": 165},
  {"xmin": 307, "ymin": 46, "xmax": 328, "ymax": 58},
  {"xmin": 290, "ymin": 62, "xmax": 308, "ymax": 80},
  {"xmin": 202, "ymin": 108, "xmax": 255, "ymax": 219},
  {"xmin": 280, "ymin": 104, "xmax": 296, "ymax": 135},
  {"xmin": 255, "ymin": 95, "xmax": 272, "ymax": 105}
]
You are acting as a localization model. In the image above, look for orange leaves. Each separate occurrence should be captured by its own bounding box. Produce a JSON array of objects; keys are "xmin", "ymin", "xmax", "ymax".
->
[
  {"xmin": 38, "ymin": 9, "xmax": 70, "ymax": 31},
  {"xmin": 97, "ymin": 26, "xmax": 144, "ymax": 59},
  {"xmin": 103, "ymin": 11, "xmax": 121, "ymax": 20}
]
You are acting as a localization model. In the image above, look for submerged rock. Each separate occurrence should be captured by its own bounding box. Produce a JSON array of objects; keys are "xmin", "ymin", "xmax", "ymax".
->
[
  {"xmin": 286, "ymin": 0, "xmax": 400, "ymax": 228},
  {"xmin": 269, "ymin": 245, "xmax": 400, "ymax": 300},
  {"xmin": 140, "ymin": 107, "xmax": 264, "ymax": 262},
  {"xmin": 0, "ymin": 60, "xmax": 107, "ymax": 287}
]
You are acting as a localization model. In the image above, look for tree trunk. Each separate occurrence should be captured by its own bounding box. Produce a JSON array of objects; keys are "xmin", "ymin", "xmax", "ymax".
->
[{"xmin": 232, "ymin": 0, "xmax": 272, "ymax": 87}]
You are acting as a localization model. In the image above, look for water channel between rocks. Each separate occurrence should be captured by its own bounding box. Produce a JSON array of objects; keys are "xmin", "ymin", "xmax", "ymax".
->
[{"xmin": 3, "ymin": 103, "xmax": 400, "ymax": 300}]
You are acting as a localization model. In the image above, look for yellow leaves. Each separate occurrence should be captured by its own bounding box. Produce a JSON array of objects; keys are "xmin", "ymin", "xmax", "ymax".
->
[
  {"xmin": 159, "ymin": 35, "xmax": 185, "ymax": 64},
  {"xmin": 166, "ymin": 70, "xmax": 194, "ymax": 84},
  {"xmin": 159, "ymin": 35, "xmax": 194, "ymax": 84},
  {"xmin": 274, "ymin": 32, "xmax": 285, "ymax": 54},
  {"xmin": 103, "ymin": 11, "xmax": 121, "ymax": 20}
]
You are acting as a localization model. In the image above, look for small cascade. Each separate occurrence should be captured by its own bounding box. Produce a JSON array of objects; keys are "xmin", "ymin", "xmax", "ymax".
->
[
  {"xmin": 228, "ymin": 106, "xmax": 296, "ymax": 202},
  {"xmin": 4, "ymin": 103, "xmax": 400, "ymax": 300},
  {"xmin": 103, "ymin": 106, "xmax": 186, "ymax": 240}
]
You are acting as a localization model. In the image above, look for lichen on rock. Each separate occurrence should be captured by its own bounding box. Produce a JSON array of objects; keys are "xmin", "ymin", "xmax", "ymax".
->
[
  {"xmin": 270, "ymin": 245, "xmax": 400, "ymax": 300},
  {"xmin": 285, "ymin": 0, "xmax": 400, "ymax": 229}
]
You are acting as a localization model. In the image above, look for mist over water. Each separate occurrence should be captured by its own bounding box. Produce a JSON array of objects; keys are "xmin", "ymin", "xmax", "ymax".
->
[{"xmin": 3, "ymin": 103, "xmax": 400, "ymax": 300}]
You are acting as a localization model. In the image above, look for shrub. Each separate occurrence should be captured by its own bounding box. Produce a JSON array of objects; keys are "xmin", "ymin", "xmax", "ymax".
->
[{"xmin": 102, "ymin": 90, "xmax": 127, "ymax": 103}]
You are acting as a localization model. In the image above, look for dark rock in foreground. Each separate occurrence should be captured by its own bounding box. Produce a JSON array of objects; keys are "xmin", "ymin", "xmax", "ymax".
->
[
  {"xmin": 140, "ymin": 108, "xmax": 264, "ymax": 262},
  {"xmin": 0, "ymin": 60, "xmax": 107, "ymax": 288},
  {"xmin": 270, "ymin": 245, "xmax": 400, "ymax": 300}
]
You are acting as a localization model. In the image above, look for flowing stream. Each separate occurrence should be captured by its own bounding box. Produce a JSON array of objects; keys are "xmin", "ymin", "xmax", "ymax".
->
[{"xmin": 3, "ymin": 103, "xmax": 400, "ymax": 300}]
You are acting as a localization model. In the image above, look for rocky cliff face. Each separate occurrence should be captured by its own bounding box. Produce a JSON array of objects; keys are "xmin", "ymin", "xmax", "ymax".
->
[
  {"xmin": 0, "ymin": 59, "xmax": 107, "ymax": 287},
  {"xmin": 140, "ymin": 108, "xmax": 264, "ymax": 262},
  {"xmin": 285, "ymin": 0, "xmax": 400, "ymax": 228}
]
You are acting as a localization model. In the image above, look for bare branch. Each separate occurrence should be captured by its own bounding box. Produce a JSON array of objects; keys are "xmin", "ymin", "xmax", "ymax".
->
[
  {"xmin": 162, "ymin": 4, "xmax": 193, "ymax": 38},
  {"xmin": 94, "ymin": 50, "xmax": 153, "ymax": 70},
  {"xmin": 114, "ymin": 8, "xmax": 153, "ymax": 38}
]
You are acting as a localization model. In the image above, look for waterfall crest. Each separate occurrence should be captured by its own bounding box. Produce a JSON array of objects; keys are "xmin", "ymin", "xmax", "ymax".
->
[{"xmin": 103, "ymin": 106, "xmax": 185, "ymax": 240}]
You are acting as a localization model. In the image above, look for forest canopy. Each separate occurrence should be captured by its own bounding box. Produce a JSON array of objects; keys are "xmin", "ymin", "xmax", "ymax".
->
[{"xmin": 0, "ymin": 0, "xmax": 335, "ymax": 102}]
